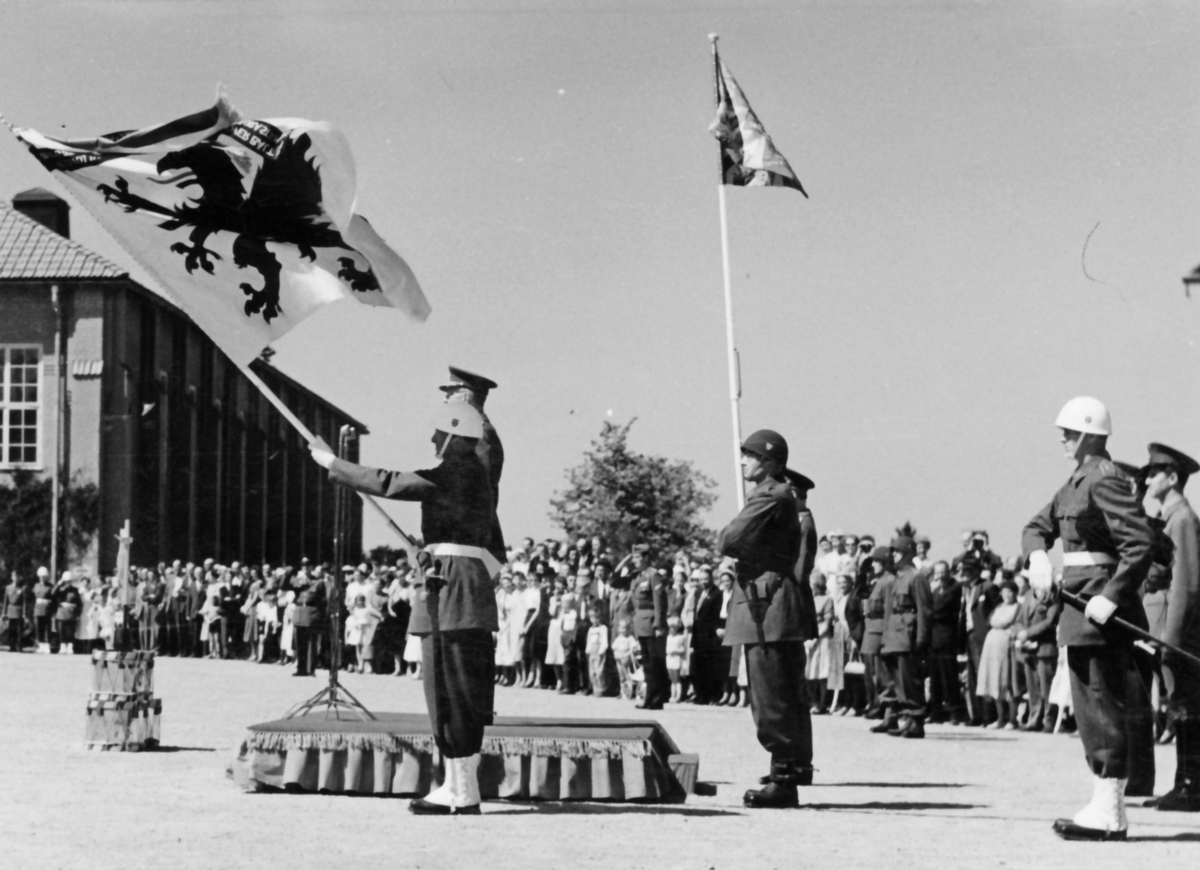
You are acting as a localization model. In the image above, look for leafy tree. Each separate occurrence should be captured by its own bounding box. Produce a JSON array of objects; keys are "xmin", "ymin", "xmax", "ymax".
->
[
  {"xmin": 0, "ymin": 471, "xmax": 100, "ymax": 579},
  {"xmin": 549, "ymin": 420, "xmax": 718, "ymax": 558}
]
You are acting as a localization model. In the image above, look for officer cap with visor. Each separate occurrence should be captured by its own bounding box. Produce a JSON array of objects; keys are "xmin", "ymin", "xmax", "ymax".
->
[{"xmin": 1147, "ymin": 442, "xmax": 1200, "ymax": 487}]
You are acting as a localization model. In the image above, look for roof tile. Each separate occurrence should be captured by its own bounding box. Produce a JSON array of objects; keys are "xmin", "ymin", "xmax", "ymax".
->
[{"xmin": 0, "ymin": 201, "xmax": 126, "ymax": 280}]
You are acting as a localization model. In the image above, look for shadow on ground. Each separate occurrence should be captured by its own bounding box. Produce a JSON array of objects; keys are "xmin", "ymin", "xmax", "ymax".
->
[
  {"xmin": 799, "ymin": 801, "xmax": 984, "ymax": 812},
  {"xmin": 821, "ymin": 782, "xmax": 969, "ymax": 789}
]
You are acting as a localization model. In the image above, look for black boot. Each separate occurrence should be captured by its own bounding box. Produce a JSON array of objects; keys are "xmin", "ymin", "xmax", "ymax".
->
[
  {"xmin": 887, "ymin": 715, "xmax": 925, "ymax": 738},
  {"xmin": 870, "ymin": 712, "xmax": 896, "ymax": 734},
  {"xmin": 744, "ymin": 767, "xmax": 801, "ymax": 808},
  {"xmin": 1152, "ymin": 720, "xmax": 1200, "ymax": 812}
]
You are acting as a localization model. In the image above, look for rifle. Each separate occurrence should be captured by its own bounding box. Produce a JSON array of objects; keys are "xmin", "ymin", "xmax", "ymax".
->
[{"xmin": 1060, "ymin": 590, "xmax": 1200, "ymax": 669}]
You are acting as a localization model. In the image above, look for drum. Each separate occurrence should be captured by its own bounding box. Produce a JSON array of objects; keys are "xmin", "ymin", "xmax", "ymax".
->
[{"xmin": 91, "ymin": 649, "xmax": 154, "ymax": 695}]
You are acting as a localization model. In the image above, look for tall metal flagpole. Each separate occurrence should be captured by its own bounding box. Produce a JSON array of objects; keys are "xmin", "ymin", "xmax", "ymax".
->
[{"xmin": 710, "ymin": 34, "xmax": 745, "ymax": 510}]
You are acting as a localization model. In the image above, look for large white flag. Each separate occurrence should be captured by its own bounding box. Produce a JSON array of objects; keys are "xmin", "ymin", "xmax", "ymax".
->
[{"xmin": 11, "ymin": 95, "xmax": 430, "ymax": 366}]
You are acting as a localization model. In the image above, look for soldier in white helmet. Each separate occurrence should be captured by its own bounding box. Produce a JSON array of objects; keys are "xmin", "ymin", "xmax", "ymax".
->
[
  {"xmin": 311, "ymin": 401, "xmax": 503, "ymax": 816},
  {"xmin": 1023, "ymin": 397, "xmax": 1155, "ymax": 841}
]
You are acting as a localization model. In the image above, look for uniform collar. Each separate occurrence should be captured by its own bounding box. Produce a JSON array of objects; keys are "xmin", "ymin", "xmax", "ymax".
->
[
  {"xmin": 1162, "ymin": 492, "xmax": 1191, "ymax": 522},
  {"xmin": 1071, "ymin": 450, "xmax": 1111, "ymax": 484}
]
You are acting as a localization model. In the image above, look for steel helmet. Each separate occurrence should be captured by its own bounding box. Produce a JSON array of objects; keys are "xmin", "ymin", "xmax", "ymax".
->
[
  {"xmin": 432, "ymin": 403, "xmax": 484, "ymax": 440},
  {"xmin": 1055, "ymin": 396, "xmax": 1111, "ymax": 436}
]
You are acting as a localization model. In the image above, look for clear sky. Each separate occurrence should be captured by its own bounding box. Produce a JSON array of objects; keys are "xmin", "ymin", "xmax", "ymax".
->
[{"xmin": 2, "ymin": 1, "xmax": 1198, "ymax": 564}]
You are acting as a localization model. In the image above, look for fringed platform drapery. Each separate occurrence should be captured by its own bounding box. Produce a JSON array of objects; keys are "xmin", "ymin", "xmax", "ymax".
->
[{"xmin": 226, "ymin": 712, "xmax": 695, "ymax": 803}]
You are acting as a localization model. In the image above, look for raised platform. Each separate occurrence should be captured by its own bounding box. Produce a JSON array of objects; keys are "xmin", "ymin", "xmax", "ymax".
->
[{"xmin": 226, "ymin": 711, "xmax": 697, "ymax": 803}]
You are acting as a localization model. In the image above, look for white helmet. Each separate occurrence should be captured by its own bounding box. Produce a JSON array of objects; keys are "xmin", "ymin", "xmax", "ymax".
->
[
  {"xmin": 432, "ymin": 403, "xmax": 484, "ymax": 440},
  {"xmin": 1055, "ymin": 396, "xmax": 1111, "ymax": 436}
]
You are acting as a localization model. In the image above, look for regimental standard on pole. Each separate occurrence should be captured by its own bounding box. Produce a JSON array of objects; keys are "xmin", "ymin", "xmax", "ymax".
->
[
  {"xmin": 710, "ymin": 33, "xmax": 746, "ymax": 511},
  {"xmin": 284, "ymin": 425, "xmax": 375, "ymax": 721}
]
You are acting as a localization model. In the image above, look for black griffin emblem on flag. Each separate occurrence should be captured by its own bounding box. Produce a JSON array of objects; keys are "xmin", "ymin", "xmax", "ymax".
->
[{"xmin": 94, "ymin": 122, "xmax": 381, "ymax": 323}]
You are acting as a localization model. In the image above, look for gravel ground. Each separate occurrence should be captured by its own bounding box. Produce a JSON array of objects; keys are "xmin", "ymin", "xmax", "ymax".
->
[{"xmin": 1, "ymin": 652, "xmax": 1197, "ymax": 870}]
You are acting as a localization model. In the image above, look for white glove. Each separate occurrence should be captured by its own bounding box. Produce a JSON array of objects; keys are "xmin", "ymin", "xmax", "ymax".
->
[
  {"xmin": 308, "ymin": 443, "xmax": 335, "ymax": 469},
  {"xmin": 1084, "ymin": 594, "xmax": 1117, "ymax": 625},
  {"xmin": 1133, "ymin": 640, "xmax": 1156, "ymax": 656},
  {"xmin": 1027, "ymin": 550, "xmax": 1053, "ymax": 593}
]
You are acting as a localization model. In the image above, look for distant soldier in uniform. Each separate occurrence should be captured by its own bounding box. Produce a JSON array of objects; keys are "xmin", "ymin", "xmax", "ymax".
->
[
  {"xmin": 878, "ymin": 535, "xmax": 932, "ymax": 738},
  {"xmin": 1142, "ymin": 442, "xmax": 1200, "ymax": 812},
  {"xmin": 32, "ymin": 566, "xmax": 52, "ymax": 654},
  {"xmin": 4, "ymin": 574, "xmax": 28, "ymax": 652},
  {"xmin": 290, "ymin": 571, "xmax": 325, "ymax": 677},
  {"xmin": 718, "ymin": 429, "xmax": 814, "ymax": 809},
  {"xmin": 312, "ymin": 402, "xmax": 502, "ymax": 816},
  {"xmin": 630, "ymin": 544, "xmax": 669, "ymax": 709},
  {"xmin": 440, "ymin": 367, "xmax": 504, "ymax": 556},
  {"xmin": 863, "ymin": 547, "xmax": 896, "ymax": 725},
  {"xmin": 1024, "ymin": 397, "xmax": 1155, "ymax": 841}
]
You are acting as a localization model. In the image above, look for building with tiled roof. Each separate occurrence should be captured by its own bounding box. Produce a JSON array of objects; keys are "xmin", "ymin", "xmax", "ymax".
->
[{"xmin": 0, "ymin": 189, "xmax": 363, "ymax": 575}]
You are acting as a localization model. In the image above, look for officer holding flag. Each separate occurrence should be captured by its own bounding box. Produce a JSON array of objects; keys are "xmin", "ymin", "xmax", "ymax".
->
[{"xmin": 311, "ymin": 400, "xmax": 502, "ymax": 816}]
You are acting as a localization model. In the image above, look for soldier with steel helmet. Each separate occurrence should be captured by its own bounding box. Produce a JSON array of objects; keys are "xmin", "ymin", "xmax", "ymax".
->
[
  {"xmin": 717, "ymin": 428, "xmax": 817, "ymax": 809},
  {"xmin": 311, "ymin": 401, "xmax": 502, "ymax": 816},
  {"xmin": 1023, "ymin": 396, "xmax": 1156, "ymax": 840}
]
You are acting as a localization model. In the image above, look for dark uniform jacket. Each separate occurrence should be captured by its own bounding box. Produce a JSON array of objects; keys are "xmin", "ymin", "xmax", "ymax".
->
[
  {"xmin": 717, "ymin": 475, "xmax": 810, "ymax": 646},
  {"xmin": 631, "ymin": 568, "xmax": 668, "ymax": 639},
  {"xmin": 291, "ymin": 580, "xmax": 326, "ymax": 628},
  {"xmin": 927, "ymin": 574, "xmax": 962, "ymax": 653},
  {"xmin": 330, "ymin": 451, "xmax": 500, "ymax": 634},
  {"xmin": 881, "ymin": 564, "xmax": 932, "ymax": 655},
  {"xmin": 1023, "ymin": 452, "xmax": 1155, "ymax": 646},
  {"xmin": 33, "ymin": 581, "xmax": 52, "ymax": 618},
  {"xmin": 793, "ymin": 509, "xmax": 820, "ymax": 640},
  {"xmin": 861, "ymin": 573, "xmax": 893, "ymax": 656},
  {"xmin": 4, "ymin": 584, "xmax": 27, "ymax": 619}
]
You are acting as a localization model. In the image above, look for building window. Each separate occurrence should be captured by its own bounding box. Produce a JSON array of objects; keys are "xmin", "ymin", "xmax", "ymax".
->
[{"xmin": 1, "ymin": 346, "xmax": 41, "ymax": 469}]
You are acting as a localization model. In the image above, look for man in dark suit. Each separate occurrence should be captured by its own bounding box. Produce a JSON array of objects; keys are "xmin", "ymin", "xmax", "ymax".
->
[
  {"xmin": 631, "ymin": 544, "xmax": 669, "ymax": 709},
  {"xmin": 960, "ymin": 557, "xmax": 1000, "ymax": 725},
  {"xmin": 688, "ymin": 566, "xmax": 725, "ymax": 704},
  {"xmin": 926, "ymin": 560, "xmax": 965, "ymax": 724}
]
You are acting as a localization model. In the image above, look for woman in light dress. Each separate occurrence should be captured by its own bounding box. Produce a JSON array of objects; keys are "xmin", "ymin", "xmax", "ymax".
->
[
  {"xmin": 826, "ymin": 572, "xmax": 852, "ymax": 712},
  {"xmin": 543, "ymin": 577, "xmax": 568, "ymax": 689},
  {"xmin": 805, "ymin": 575, "xmax": 836, "ymax": 714},
  {"xmin": 494, "ymin": 573, "xmax": 515, "ymax": 683},
  {"xmin": 977, "ymin": 577, "xmax": 1021, "ymax": 729}
]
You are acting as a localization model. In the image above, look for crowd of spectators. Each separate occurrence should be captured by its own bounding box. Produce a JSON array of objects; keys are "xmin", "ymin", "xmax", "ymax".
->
[{"xmin": 0, "ymin": 527, "xmax": 1172, "ymax": 743}]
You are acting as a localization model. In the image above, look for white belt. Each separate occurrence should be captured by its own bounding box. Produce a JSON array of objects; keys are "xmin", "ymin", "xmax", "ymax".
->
[
  {"xmin": 1062, "ymin": 552, "xmax": 1116, "ymax": 567},
  {"xmin": 425, "ymin": 543, "xmax": 503, "ymax": 579}
]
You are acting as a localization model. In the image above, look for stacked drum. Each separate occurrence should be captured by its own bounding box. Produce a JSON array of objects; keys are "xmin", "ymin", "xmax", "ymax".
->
[{"xmin": 85, "ymin": 650, "xmax": 162, "ymax": 751}]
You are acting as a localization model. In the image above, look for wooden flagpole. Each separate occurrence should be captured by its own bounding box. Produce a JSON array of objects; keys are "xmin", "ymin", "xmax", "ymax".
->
[
  {"xmin": 710, "ymin": 34, "xmax": 746, "ymax": 510},
  {"xmin": 236, "ymin": 363, "xmax": 419, "ymax": 552}
]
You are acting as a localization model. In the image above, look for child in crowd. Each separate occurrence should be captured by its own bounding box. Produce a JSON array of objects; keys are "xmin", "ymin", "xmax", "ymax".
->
[
  {"xmin": 611, "ymin": 619, "xmax": 638, "ymax": 700},
  {"xmin": 585, "ymin": 605, "xmax": 609, "ymax": 694},
  {"xmin": 199, "ymin": 592, "xmax": 221, "ymax": 659},
  {"xmin": 665, "ymin": 616, "xmax": 686, "ymax": 703},
  {"xmin": 347, "ymin": 593, "xmax": 382, "ymax": 674}
]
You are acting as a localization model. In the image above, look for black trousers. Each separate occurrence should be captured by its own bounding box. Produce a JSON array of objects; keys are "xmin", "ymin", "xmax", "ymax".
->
[
  {"xmin": 1068, "ymin": 644, "xmax": 1131, "ymax": 779},
  {"xmin": 639, "ymin": 636, "xmax": 670, "ymax": 707},
  {"xmin": 35, "ymin": 615, "xmax": 51, "ymax": 644},
  {"xmin": 421, "ymin": 629, "xmax": 495, "ymax": 758},
  {"xmin": 1023, "ymin": 655, "xmax": 1057, "ymax": 729},
  {"xmin": 5, "ymin": 616, "xmax": 22, "ymax": 651},
  {"xmin": 882, "ymin": 652, "xmax": 926, "ymax": 719},
  {"xmin": 745, "ymin": 641, "xmax": 812, "ymax": 774},
  {"xmin": 293, "ymin": 625, "xmax": 318, "ymax": 675},
  {"xmin": 927, "ymin": 649, "xmax": 964, "ymax": 719},
  {"xmin": 690, "ymin": 645, "xmax": 723, "ymax": 703}
]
